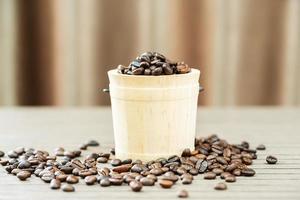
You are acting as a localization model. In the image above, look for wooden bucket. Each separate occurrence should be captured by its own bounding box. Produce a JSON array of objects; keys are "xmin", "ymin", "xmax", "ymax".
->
[{"xmin": 108, "ymin": 69, "xmax": 200, "ymax": 160}]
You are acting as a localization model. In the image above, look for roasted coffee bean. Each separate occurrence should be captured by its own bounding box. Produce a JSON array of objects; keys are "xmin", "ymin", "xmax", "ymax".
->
[
  {"xmin": 196, "ymin": 160, "xmax": 208, "ymax": 173},
  {"xmin": 64, "ymin": 151, "xmax": 76, "ymax": 158},
  {"xmin": 122, "ymin": 159, "xmax": 132, "ymax": 164},
  {"xmin": 132, "ymin": 67, "xmax": 144, "ymax": 75},
  {"xmin": 161, "ymin": 175, "xmax": 179, "ymax": 182},
  {"xmin": 150, "ymin": 168, "xmax": 164, "ymax": 176},
  {"xmin": 204, "ymin": 172, "xmax": 216, "ymax": 179},
  {"xmin": 85, "ymin": 175, "xmax": 97, "ymax": 185},
  {"xmin": 159, "ymin": 179, "xmax": 173, "ymax": 188},
  {"xmin": 0, "ymin": 151, "xmax": 4, "ymax": 157},
  {"xmin": 109, "ymin": 178, "xmax": 123, "ymax": 185},
  {"xmin": 62, "ymin": 184, "xmax": 75, "ymax": 192},
  {"xmin": 216, "ymin": 156, "xmax": 228, "ymax": 165},
  {"xmin": 225, "ymin": 163, "xmax": 237, "ymax": 172},
  {"xmin": 223, "ymin": 148, "xmax": 231, "ymax": 158},
  {"xmin": 0, "ymin": 159, "xmax": 9, "ymax": 166},
  {"xmin": 111, "ymin": 159, "xmax": 122, "ymax": 166},
  {"xmin": 189, "ymin": 168, "xmax": 198, "ymax": 176},
  {"xmin": 242, "ymin": 157, "xmax": 253, "ymax": 165},
  {"xmin": 86, "ymin": 153, "xmax": 99, "ymax": 160},
  {"xmin": 212, "ymin": 168, "xmax": 223, "ymax": 175},
  {"xmin": 256, "ymin": 144, "xmax": 266, "ymax": 150},
  {"xmin": 144, "ymin": 68, "xmax": 151, "ymax": 75},
  {"xmin": 41, "ymin": 173, "xmax": 55, "ymax": 183},
  {"xmin": 56, "ymin": 174, "xmax": 67, "ymax": 182},
  {"xmin": 14, "ymin": 147, "xmax": 25, "ymax": 155},
  {"xmin": 232, "ymin": 169, "xmax": 241, "ymax": 176},
  {"xmin": 66, "ymin": 175, "xmax": 79, "ymax": 184},
  {"xmin": 50, "ymin": 179, "xmax": 61, "ymax": 189},
  {"xmin": 113, "ymin": 164, "xmax": 132, "ymax": 173},
  {"xmin": 131, "ymin": 164, "xmax": 144, "ymax": 173},
  {"xmin": 151, "ymin": 67, "xmax": 163, "ymax": 76},
  {"xmin": 97, "ymin": 157, "xmax": 108, "ymax": 163},
  {"xmin": 162, "ymin": 63, "xmax": 173, "ymax": 75},
  {"xmin": 214, "ymin": 182, "xmax": 227, "ymax": 190},
  {"xmin": 11, "ymin": 168, "xmax": 21, "ymax": 175},
  {"xmin": 146, "ymin": 174, "xmax": 157, "ymax": 181},
  {"xmin": 176, "ymin": 64, "xmax": 190, "ymax": 74},
  {"xmin": 266, "ymin": 155, "xmax": 277, "ymax": 164},
  {"xmin": 225, "ymin": 175, "xmax": 236, "ymax": 182},
  {"xmin": 140, "ymin": 177, "xmax": 155, "ymax": 186},
  {"xmin": 129, "ymin": 180, "xmax": 143, "ymax": 192},
  {"xmin": 17, "ymin": 171, "xmax": 31, "ymax": 181},
  {"xmin": 100, "ymin": 178, "xmax": 111, "ymax": 187},
  {"xmin": 177, "ymin": 189, "xmax": 189, "ymax": 198},
  {"xmin": 17, "ymin": 160, "xmax": 31, "ymax": 169},
  {"xmin": 7, "ymin": 151, "xmax": 18, "ymax": 158},
  {"xmin": 79, "ymin": 144, "xmax": 88, "ymax": 150},
  {"xmin": 241, "ymin": 168, "xmax": 256, "ymax": 176},
  {"xmin": 182, "ymin": 177, "xmax": 192, "ymax": 184},
  {"xmin": 181, "ymin": 148, "xmax": 191, "ymax": 157}
]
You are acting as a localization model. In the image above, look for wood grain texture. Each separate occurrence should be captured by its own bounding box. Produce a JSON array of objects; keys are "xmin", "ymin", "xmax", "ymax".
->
[{"xmin": 0, "ymin": 107, "xmax": 299, "ymax": 200}]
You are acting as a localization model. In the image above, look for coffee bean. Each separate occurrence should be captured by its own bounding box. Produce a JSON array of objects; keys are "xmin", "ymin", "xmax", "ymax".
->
[
  {"xmin": 0, "ymin": 151, "xmax": 4, "ymax": 157},
  {"xmin": 111, "ymin": 159, "xmax": 122, "ymax": 166},
  {"xmin": 0, "ymin": 159, "xmax": 8, "ymax": 166},
  {"xmin": 17, "ymin": 171, "xmax": 31, "ymax": 181},
  {"xmin": 7, "ymin": 151, "xmax": 18, "ymax": 158},
  {"xmin": 18, "ymin": 160, "xmax": 31, "ymax": 169},
  {"xmin": 225, "ymin": 175, "xmax": 236, "ymax": 182},
  {"xmin": 56, "ymin": 174, "xmax": 67, "ymax": 182},
  {"xmin": 140, "ymin": 177, "xmax": 155, "ymax": 186},
  {"xmin": 11, "ymin": 168, "xmax": 21, "ymax": 175},
  {"xmin": 41, "ymin": 173, "xmax": 55, "ymax": 183},
  {"xmin": 212, "ymin": 168, "xmax": 223, "ymax": 175},
  {"xmin": 144, "ymin": 68, "xmax": 151, "ymax": 75},
  {"xmin": 214, "ymin": 182, "xmax": 227, "ymax": 190},
  {"xmin": 176, "ymin": 64, "xmax": 190, "ymax": 74},
  {"xmin": 181, "ymin": 148, "xmax": 191, "ymax": 157},
  {"xmin": 151, "ymin": 67, "xmax": 163, "ymax": 76},
  {"xmin": 50, "ymin": 179, "xmax": 61, "ymax": 189},
  {"xmin": 256, "ymin": 144, "xmax": 266, "ymax": 150},
  {"xmin": 196, "ymin": 160, "xmax": 208, "ymax": 173},
  {"xmin": 189, "ymin": 168, "xmax": 198, "ymax": 176},
  {"xmin": 159, "ymin": 179, "xmax": 173, "ymax": 188},
  {"xmin": 177, "ymin": 189, "xmax": 189, "ymax": 198},
  {"xmin": 266, "ymin": 155, "xmax": 277, "ymax": 164},
  {"xmin": 109, "ymin": 178, "xmax": 123, "ymax": 185},
  {"xmin": 62, "ymin": 184, "xmax": 75, "ymax": 192},
  {"xmin": 162, "ymin": 63, "xmax": 173, "ymax": 75},
  {"xmin": 79, "ymin": 144, "xmax": 88, "ymax": 150},
  {"xmin": 204, "ymin": 172, "xmax": 216, "ymax": 179},
  {"xmin": 97, "ymin": 157, "xmax": 108, "ymax": 163},
  {"xmin": 146, "ymin": 174, "xmax": 157, "ymax": 181},
  {"xmin": 86, "ymin": 140, "xmax": 99, "ymax": 147},
  {"xmin": 100, "ymin": 178, "xmax": 111, "ymax": 187},
  {"xmin": 150, "ymin": 168, "xmax": 164, "ymax": 176},
  {"xmin": 131, "ymin": 164, "xmax": 145, "ymax": 173},
  {"xmin": 85, "ymin": 175, "xmax": 97, "ymax": 185},
  {"xmin": 161, "ymin": 175, "xmax": 179, "ymax": 182},
  {"xmin": 241, "ymin": 168, "xmax": 256, "ymax": 176},
  {"xmin": 182, "ymin": 177, "xmax": 192, "ymax": 184},
  {"xmin": 242, "ymin": 157, "xmax": 253, "ymax": 165},
  {"xmin": 129, "ymin": 180, "xmax": 143, "ymax": 192},
  {"xmin": 132, "ymin": 67, "xmax": 144, "ymax": 75},
  {"xmin": 66, "ymin": 175, "xmax": 79, "ymax": 184},
  {"xmin": 232, "ymin": 169, "xmax": 241, "ymax": 176}
]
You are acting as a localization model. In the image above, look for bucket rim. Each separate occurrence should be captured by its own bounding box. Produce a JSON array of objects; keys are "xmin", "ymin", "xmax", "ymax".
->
[{"xmin": 108, "ymin": 68, "xmax": 200, "ymax": 78}]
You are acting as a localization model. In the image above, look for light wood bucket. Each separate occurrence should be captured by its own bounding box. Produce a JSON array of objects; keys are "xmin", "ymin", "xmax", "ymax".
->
[{"xmin": 108, "ymin": 69, "xmax": 200, "ymax": 161}]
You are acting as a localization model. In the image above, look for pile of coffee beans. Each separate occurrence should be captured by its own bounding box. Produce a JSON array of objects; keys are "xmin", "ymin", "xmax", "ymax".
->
[
  {"xmin": 117, "ymin": 52, "xmax": 191, "ymax": 75},
  {"xmin": 0, "ymin": 135, "xmax": 277, "ymax": 198}
]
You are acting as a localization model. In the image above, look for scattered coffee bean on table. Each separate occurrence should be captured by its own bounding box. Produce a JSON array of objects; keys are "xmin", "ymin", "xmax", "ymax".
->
[
  {"xmin": 177, "ymin": 189, "xmax": 189, "ymax": 198},
  {"xmin": 129, "ymin": 180, "xmax": 143, "ymax": 192},
  {"xmin": 256, "ymin": 144, "xmax": 266, "ymax": 150},
  {"xmin": 50, "ymin": 179, "xmax": 61, "ymax": 189},
  {"xmin": 0, "ymin": 134, "xmax": 277, "ymax": 195},
  {"xmin": 0, "ymin": 151, "xmax": 4, "ymax": 157},
  {"xmin": 117, "ymin": 52, "xmax": 191, "ymax": 76},
  {"xmin": 214, "ymin": 182, "xmax": 227, "ymax": 190},
  {"xmin": 266, "ymin": 155, "xmax": 278, "ymax": 164},
  {"xmin": 62, "ymin": 184, "xmax": 75, "ymax": 192}
]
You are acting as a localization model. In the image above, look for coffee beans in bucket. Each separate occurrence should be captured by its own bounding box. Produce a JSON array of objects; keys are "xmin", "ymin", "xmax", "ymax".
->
[
  {"xmin": 0, "ymin": 134, "xmax": 278, "ymax": 198},
  {"xmin": 117, "ymin": 52, "xmax": 191, "ymax": 75}
]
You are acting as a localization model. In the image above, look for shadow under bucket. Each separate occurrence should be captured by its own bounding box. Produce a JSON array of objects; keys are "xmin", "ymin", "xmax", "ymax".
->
[{"xmin": 107, "ymin": 69, "xmax": 201, "ymax": 161}]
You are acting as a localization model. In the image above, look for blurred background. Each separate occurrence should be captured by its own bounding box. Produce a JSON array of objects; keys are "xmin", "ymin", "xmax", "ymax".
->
[{"xmin": 0, "ymin": 0, "xmax": 299, "ymax": 106}]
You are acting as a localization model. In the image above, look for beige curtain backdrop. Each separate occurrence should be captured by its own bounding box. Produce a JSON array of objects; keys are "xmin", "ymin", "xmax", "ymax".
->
[{"xmin": 0, "ymin": 0, "xmax": 299, "ymax": 106}]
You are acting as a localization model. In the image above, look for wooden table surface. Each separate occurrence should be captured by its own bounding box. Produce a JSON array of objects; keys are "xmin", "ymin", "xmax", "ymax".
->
[{"xmin": 0, "ymin": 107, "xmax": 299, "ymax": 200}]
